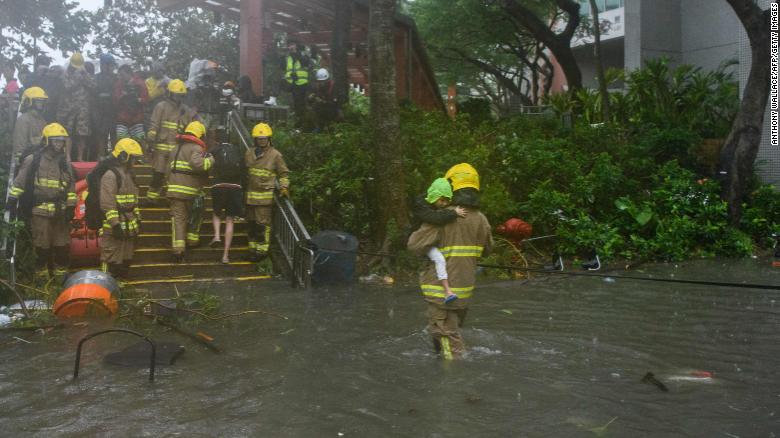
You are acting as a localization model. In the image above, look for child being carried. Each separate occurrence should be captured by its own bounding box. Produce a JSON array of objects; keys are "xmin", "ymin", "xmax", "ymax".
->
[{"xmin": 412, "ymin": 177, "xmax": 467, "ymax": 303}]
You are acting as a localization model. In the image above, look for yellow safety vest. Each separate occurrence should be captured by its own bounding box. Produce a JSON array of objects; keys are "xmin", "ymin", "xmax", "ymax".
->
[{"xmin": 285, "ymin": 56, "xmax": 309, "ymax": 86}]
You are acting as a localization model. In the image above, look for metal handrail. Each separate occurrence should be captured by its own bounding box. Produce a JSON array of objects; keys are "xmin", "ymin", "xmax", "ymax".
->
[
  {"xmin": 73, "ymin": 328, "xmax": 157, "ymax": 382},
  {"xmin": 226, "ymin": 110, "xmax": 313, "ymax": 288},
  {"xmin": 2, "ymin": 97, "xmax": 19, "ymax": 288}
]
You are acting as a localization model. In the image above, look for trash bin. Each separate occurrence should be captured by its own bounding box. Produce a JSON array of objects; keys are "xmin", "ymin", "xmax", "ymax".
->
[
  {"xmin": 311, "ymin": 230, "xmax": 358, "ymax": 286},
  {"xmin": 53, "ymin": 270, "xmax": 120, "ymax": 318}
]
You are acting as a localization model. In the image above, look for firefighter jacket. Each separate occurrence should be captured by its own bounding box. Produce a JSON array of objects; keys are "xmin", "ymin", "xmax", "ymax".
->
[
  {"xmin": 166, "ymin": 134, "xmax": 214, "ymax": 200},
  {"xmin": 284, "ymin": 55, "xmax": 309, "ymax": 86},
  {"xmin": 147, "ymin": 99, "xmax": 198, "ymax": 158},
  {"xmin": 100, "ymin": 165, "xmax": 140, "ymax": 238},
  {"xmin": 10, "ymin": 148, "xmax": 76, "ymax": 218},
  {"xmin": 12, "ymin": 110, "xmax": 46, "ymax": 158},
  {"xmin": 245, "ymin": 146, "xmax": 289, "ymax": 207},
  {"xmin": 407, "ymin": 208, "xmax": 493, "ymax": 308}
]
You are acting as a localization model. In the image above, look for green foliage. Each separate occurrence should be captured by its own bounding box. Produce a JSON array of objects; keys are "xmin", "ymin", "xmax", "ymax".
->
[
  {"xmin": 90, "ymin": 0, "xmax": 239, "ymax": 77},
  {"xmin": 741, "ymin": 185, "xmax": 780, "ymax": 246},
  {"xmin": 0, "ymin": 0, "xmax": 91, "ymax": 65}
]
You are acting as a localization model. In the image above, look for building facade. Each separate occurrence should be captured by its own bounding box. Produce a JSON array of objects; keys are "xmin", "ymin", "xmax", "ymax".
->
[{"xmin": 566, "ymin": 0, "xmax": 775, "ymax": 186}]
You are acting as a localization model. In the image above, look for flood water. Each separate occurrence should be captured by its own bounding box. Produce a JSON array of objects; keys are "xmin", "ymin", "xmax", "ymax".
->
[{"xmin": 1, "ymin": 258, "xmax": 779, "ymax": 437}]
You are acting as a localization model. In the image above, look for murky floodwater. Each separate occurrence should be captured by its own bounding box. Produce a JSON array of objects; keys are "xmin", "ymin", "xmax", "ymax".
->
[{"xmin": 1, "ymin": 259, "xmax": 780, "ymax": 437}]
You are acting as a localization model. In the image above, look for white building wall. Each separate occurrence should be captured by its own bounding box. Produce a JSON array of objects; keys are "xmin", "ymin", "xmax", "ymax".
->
[{"xmin": 680, "ymin": 0, "xmax": 741, "ymax": 73}]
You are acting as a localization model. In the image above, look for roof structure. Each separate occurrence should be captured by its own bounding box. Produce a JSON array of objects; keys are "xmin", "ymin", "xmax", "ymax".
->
[{"xmin": 157, "ymin": 0, "xmax": 443, "ymax": 110}]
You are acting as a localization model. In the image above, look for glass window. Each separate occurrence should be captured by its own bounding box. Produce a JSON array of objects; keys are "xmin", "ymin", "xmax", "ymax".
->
[{"xmin": 606, "ymin": 0, "xmax": 622, "ymax": 10}]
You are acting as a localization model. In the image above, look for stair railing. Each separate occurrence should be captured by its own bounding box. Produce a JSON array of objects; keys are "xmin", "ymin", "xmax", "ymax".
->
[
  {"xmin": 2, "ymin": 96, "xmax": 19, "ymax": 289},
  {"xmin": 227, "ymin": 110, "xmax": 313, "ymax": 288}
]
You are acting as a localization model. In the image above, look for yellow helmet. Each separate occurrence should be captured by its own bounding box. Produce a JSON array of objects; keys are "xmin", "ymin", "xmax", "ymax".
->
[
  {"xmin": 112, "ymin": 138, "xmax": 144, "ymax": 161},
  {"xmin": 251, "ymin": 123, "xmax": 273, "ymax": 138},
  {"xmin": 42, "ymin": 123, "xmax": 69, "ymax": 143},
  {"xmin": 445, "ymin": 163, "xmax": 480, "ymax": 191},
  {"xmin": 184, "ymin": 121, "xmax": 206, "ymax": 139},
  {"xmin": 70, "ymin": 52, "xmax": 85, "ymax": 68},
  {"xmin": 21, "ymin": 87, "xmax": 48, "ymax": 106},
  {"xmin": 167, "ymin": 79, "xmax": 188, "ymax": 94}
]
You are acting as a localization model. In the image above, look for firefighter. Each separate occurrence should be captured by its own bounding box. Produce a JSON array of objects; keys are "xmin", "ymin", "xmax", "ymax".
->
[
  {"xmin": 166, "ymin": 121, "xmax": 213, "ymax": 262},
  {"xmin": 146, "ymin": 79, "xmax": 199, "ymax": 202},
  {"xmin": 406, "ymin": 168, "xmax": 492, "ymax": 359},
  {"xmin": 12, "ymin": 86, "xmax": 48, "ymax": 160},
  {"xmin": 7, "ymin": 123, "xmax": 77, "ymax": 281},
  {"xmin": 100, "ymin": 138, "xmax": 144, "ymax": 279},
  {"xmin": 245, "ymin": 123, "xmax": 289, "ymax": 261}
]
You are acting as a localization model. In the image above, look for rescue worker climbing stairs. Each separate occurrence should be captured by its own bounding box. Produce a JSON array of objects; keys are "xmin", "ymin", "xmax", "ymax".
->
[
  {"xmin": 146, "ymin": 79, "xmax": 199, "ymax": 202},
  {"xmin": 166, "ymin": 121, "xmax": 213, "ymax": 263},
  {"xmin": 245, "ymin": 122, "xmax": 289, "ymax": 261}
]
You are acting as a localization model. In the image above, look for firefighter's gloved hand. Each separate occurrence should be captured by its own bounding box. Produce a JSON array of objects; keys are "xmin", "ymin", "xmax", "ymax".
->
[
  {"xmin": 279, "ymin": 187, "xmax": 289, "ymax": 198},
  {"xmin": 112, "ymin": 223, "xmax": 126, "ymax": 239}
]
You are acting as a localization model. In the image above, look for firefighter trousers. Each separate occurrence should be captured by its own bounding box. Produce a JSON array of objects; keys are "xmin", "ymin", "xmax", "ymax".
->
[
  {"xmin": 427, "ymin": 303, "xmax": 468, "ymax": 359},
  {"xmin": 169, "ymin": 198, "xmax": 195, "ymax": 255}
]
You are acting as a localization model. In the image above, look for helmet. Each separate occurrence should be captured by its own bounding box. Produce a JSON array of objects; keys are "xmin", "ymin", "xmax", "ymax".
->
[
  {"xmin": 21, "ymin": 87, "xmax": 48, "ymax": 106},
  {"xmin": 42, "ymin": 123, "xmax": 69, "ymax": 143},
  {"xmin": 167, "ymin": 79, "xmax": 188, "ymax": 94},
  {"xmin": 425, "ymin": 178, "xmax": 453, "ymax": 204},
  {"xmin": 112, "ymin": 138, "xmax": 144, "ymax": 161},
  {"xmin": 445, "ymin": 163, "xmax": 480, "ymax": 191},
  {"xmin": 251, "ymin": 123, "xmax": 273, "ymax": 138},
  {"xmin": 184, "ymin": 121, "xmax": 206, "ymax": 139},
  {"xmin": 99, "ymin": 53, "xmax": 115, "ymax": 65},
  {"xmin": 315, "ymin": 68, "xmax": 330, "ymax": 81},
  {"xmin": 70, "ymin": 52, "xmax": 85, "ymax": 69}
]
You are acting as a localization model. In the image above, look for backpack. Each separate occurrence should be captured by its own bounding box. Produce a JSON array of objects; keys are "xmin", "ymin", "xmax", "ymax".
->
[
  {"xmin": 84, "ymin": 159, "xmax": 121, "ymax": 231},
  {"xmin": 212, "ymin": 142, "xmax": 244, "ymax": 183}
]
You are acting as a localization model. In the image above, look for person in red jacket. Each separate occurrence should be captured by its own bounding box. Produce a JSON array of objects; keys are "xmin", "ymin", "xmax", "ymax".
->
[{"xmin": 113, "ymin": 64, "xmax": 149, "ymax": 151}]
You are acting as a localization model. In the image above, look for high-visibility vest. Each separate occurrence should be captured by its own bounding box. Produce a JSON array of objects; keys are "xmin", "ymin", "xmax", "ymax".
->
[{"xmin": 285, "ymin": 56, "xmax": 309, "ymax": 86}]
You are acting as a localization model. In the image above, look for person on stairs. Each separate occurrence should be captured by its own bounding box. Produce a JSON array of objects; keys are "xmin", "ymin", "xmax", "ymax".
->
[
  {"xmin": 7, "ymin": 123, "xmax": 77, "ymax": 282},
  {"xmin": 146, "ymin": 79, "xmax": 199, "ymax": 202},
  {"xmin": 166, "ymin": 121, "xmax": 213, "ymax": 263},
  {"xmin": 100, "ymin": 138, "xmax": 143, "ymax": 279},
  {"xmin": 245, "ymin": 122, "xmax": 289, "ymax": 261},
  {"xmin": 209, "ymin": 129, "xmax": 245, "ymax": 264}
]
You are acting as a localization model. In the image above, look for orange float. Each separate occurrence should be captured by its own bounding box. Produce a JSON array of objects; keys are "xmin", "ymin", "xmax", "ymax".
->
[{"xmin": 53, "ymin": 270, "xmax": 120, "ymax": 319}]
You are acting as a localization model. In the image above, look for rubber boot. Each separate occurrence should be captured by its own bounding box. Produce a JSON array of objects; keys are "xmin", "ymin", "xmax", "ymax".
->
[
  {"xmin": 34, "ymin": 247, "xmax": 51, "ymax": 284},
  {"xmin": 146, "ymin": 172, "xmax": 165, "ymax": 202},
  {"xmin": 246, "ymin": 221, "xmax": 260, "ymax": 262}
]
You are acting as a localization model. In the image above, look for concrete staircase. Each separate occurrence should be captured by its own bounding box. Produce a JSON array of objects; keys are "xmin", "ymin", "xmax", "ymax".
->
[{"xmin": 84, "ymin": 163, "xmax": 269, "ymax": 285}]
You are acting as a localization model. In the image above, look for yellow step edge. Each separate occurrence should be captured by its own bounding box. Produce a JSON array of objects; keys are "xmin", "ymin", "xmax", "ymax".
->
[
  {"xmin": 134, "ymin": 246, "xmax": 250, "ymax": 253},
  {"xmin": 140, "ymin": 220, "xmax": 246, "ymax": 224},
  {"xmin": 139, "ymin": 233, "xmax": 248, "ymax": 237},
  {"xmin": 131, "ymin": 261, "xmax": 254, "ymax": 268},
  {"xmin": 124, "ymin": 275, "xmax": 271, "ymax": 285}
]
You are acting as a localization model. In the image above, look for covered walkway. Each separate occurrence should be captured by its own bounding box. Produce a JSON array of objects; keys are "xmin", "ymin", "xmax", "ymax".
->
[{"xmin": 158, "ymin": 0, "xmax": 443, "ymax": 110}]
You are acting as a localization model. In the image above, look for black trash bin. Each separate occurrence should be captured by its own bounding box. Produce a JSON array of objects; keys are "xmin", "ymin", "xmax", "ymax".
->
[{"xmin": 311, "ymin": 230, "xmax": 358, "ymax": 286}]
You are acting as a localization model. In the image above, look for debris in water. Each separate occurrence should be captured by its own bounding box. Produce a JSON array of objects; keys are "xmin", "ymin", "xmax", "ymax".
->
[
  {"xmin": 280, "ymin": 328, "xmax": 295, "ymax": 335},
  {"xmin": 499, "ymin": 309, "xmax": 513, "ymax": 315},
  {"xmin": 589, "ymin": 417, "xmax": 618, "ymax": 437},
  {"xmin": 603, "ymin": 277, "xmax": 616, "ymax": 283},
  {"xmin": 641, "ymin": 372, "xmax": 668, "ymax": 392},
  {"xmin": 465, "ymin": 395, "xmax": 482, "ymax": 403}
]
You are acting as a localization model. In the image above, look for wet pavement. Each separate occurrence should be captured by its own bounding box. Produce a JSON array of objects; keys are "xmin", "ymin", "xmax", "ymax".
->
[{"xmin": 1, "ymin": 258, "xmax": 779, "ymax": 437}]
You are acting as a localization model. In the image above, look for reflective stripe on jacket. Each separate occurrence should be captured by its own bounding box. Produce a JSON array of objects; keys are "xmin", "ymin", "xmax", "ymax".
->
[
  {"xmin": 147, "ymin": 99, "xmax": 198, "ymax": 151},
  {"xmin": 245, "ymin": 146, "xmax": 289, "ymax": 206},
  {"xmin": 284, "ymin": 56, "xmax": 309, "ymax": 86},
  {"xmin": 10, "ymin": 150, "xmax": 76, "ymax": 217},
  {"xmin": 407, "ymin": 208, "xmax": 493, "ymax": 308},
  {"xmin": 166, "ymin": 137, "xmax": 214, "ymax": 200},
  {"xmin": 100, "ymin": 165, "xmax": 140, "ymax": 237}
]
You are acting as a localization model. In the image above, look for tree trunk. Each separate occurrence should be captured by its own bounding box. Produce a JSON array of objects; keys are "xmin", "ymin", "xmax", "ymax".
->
[
  {"xmin": 332, "ymin": 0, "xmax": 352, "ymax": 107},
  {"xmin": 588, "ymin": 0, "xmax": 610, "ymax": 121},
  {"xmin": 501, "ymin": 0, "xmax": 583, "ymax": 90},
  {"xmin": 719, "ymin": 0, "xmax": 770, "ymax": 224},
  {"xmin": 369, "ymin": 0, "xmax": 408, "ymax": 247}
]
